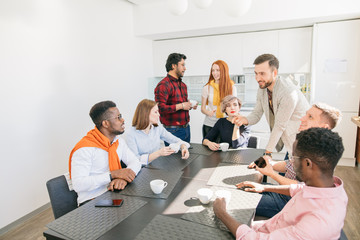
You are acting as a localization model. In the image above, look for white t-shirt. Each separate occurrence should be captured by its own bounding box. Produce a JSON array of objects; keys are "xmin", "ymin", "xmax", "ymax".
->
[{"xmin": 201, "ymin": 84, "xmax": 237, "ymax": 127}]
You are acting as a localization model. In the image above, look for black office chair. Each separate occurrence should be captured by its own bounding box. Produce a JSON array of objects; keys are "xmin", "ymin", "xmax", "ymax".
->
[
  {"xmin": 46, "ymin": 175, "xmax": 78, "ymax": 219},
  {"xmin": 248, "ymin": 136, "xmax": 258, "ymax": 149},
  {"xmin": 339, "ymin": 229, "xmax": 348, "ymax": 240}
]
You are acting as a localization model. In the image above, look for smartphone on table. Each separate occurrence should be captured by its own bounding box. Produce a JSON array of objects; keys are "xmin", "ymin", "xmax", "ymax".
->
[
  {"xmin": 95, "ymin": 199, "xmax": 124, "ymax": 207},
  {"xmin": 254, "ymin": 156, "xmax": 267, "ymax": 168}
]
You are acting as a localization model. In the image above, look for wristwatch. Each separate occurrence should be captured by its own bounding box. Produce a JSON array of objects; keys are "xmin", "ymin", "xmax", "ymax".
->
[{"xmin": 263, "ymin": 152, "xmax": 272, "ymax": 157}]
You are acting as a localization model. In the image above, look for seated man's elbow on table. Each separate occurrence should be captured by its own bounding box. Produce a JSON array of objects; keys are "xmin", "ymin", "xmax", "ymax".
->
[{"xmin": 110, "ymin": 168, "xmax": 136, "ymax": 183}]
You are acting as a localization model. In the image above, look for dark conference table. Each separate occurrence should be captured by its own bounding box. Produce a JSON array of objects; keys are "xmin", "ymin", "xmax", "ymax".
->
[{"xmin": 43, "ymin": 144, "xmax": 264, "ymax": 240}]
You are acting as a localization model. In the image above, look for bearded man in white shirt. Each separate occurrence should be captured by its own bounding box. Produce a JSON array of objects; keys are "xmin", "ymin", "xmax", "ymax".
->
[{"xmin": 69, "ymin": 101, "xmax": 142, "ymax": 205}]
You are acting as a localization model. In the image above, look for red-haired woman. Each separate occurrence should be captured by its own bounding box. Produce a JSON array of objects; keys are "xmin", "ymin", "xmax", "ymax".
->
[{"xmin": 201, "ymin": 60, "xmax": 237, "ymax": 138}]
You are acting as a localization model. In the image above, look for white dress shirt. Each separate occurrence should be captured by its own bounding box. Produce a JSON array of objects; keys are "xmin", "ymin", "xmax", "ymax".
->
[{"xmin": 71, "ymin": 136, "xmax": 141, "ymax": 204}]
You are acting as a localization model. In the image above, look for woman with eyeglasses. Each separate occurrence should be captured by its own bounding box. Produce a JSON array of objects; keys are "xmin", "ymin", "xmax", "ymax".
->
[
  {"xmin": 201, "ymin": 60, "xmax": 237, "ymax": 139},
  {"xmin": 203, "ymin": 95, "xmax": 250, "ymax": 151},
  {"xmin": 126, "ymin": 99, "xmax": 190, "ymax": 165}
]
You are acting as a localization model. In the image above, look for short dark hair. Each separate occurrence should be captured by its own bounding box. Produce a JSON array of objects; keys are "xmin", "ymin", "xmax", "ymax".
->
[
  {"xmin": 296, "ymin": 128, "xmax": 344, "ymax": 175},
  {"xmin": 165, "ymin": 53, "xmax": 187, "ymax": 72},
  {"xmin": 89, "ymin": 101, "xmax": 116, "ymax": 129},
  {"xmin": 253, "ymin": 54, "xmax": 279, "ymax": 70}
]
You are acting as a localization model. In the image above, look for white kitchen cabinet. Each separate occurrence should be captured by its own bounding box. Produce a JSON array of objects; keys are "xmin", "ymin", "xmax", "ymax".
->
[
  {"xmin": 313, "ymin": 20, "xmax": 360, "ymax": 112},
  {"xmin": 153, "ymin": 34, "xmax": 243, "ymax": 76},
  {"xmin": 242, "ymin": 30, "xmax": 279, "ymax": 68},
  {"xmin": 333, "ymin": 113, "xmax": 357, "ymax": 160},
  {"xmin": 278, "ymin": 27, "xmax": 312, "ymax": 73},
  {"xmin": 313, "ymin": 19, "xmax": 360, "ymax": 163},
  {"xmin": 153, "ymin": 27, "xmax": 312, "ymax": 76}
]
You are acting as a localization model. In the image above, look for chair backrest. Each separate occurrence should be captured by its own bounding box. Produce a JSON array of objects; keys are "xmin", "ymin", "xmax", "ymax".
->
[
  {"xmin": 46, "ymin": 175, "xmax": 78, "ymax": 219},
  {"xmin": 339, "ymin": 229, "xmax": 348, "ymax": 240},
  {"xmin": 248, "ymin": 136, "xmax": 258, "ymax": 149}
]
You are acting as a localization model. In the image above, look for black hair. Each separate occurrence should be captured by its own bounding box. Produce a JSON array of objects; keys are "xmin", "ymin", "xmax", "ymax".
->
[
  {"xmin": 89, "ymin": 101, "xmax": 116, "ymax": 129},
  {"xmin": 296, "ymin": 128, "xmax": 344, "ymax": 175},
  {"xmin": 253, "ymin": 54, "xmax": 279, "ymax": 70},
  {"xmin": 165, "ymin": 53, "xmax": 187, "ymax": 72}
]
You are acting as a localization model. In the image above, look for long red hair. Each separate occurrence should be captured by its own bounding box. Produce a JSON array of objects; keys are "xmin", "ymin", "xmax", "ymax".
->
[{"xmin": 205, "ymin": 60, "xmax": 233, "ymax": 101}]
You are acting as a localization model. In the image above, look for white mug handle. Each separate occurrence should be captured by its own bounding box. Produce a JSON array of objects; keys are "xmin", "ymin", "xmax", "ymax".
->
[{"xmin": 163, "ymin": 181, "xmax": 168, "ymax": 188}]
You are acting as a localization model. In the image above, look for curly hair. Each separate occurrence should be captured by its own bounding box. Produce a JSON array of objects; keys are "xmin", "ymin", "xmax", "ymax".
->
[{"xmin": 296, "ymin": 128, "xmax": 344, "ymax": 175}]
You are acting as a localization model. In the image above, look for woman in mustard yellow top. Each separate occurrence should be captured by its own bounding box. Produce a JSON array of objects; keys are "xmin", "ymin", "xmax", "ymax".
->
[{"xmin": 201, "ymin": 60, "xmax": 237, "ymax": 138}]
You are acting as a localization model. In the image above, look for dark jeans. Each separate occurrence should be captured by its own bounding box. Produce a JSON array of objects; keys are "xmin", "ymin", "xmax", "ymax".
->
[
  {"xmin": 256, "ymin": 191, "xmax": 292, "ymax": 218},
  {"xmin": 164, "ymin": 125, "xmax": 191, "ymax": 146}
]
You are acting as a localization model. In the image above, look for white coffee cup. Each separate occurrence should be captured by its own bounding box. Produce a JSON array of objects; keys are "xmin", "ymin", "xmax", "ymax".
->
[
  {"xmin": 150, "ymin": 179, "xmax": 168, "ymax": 194},
  {"xmin": 215, "ymin": 190, "xmax": 232, "ymax": 206},
  {"xmin": 189, "ymin": 99, "xmax": 198, "ymax": 107},
  {"xmin": 169, "ymin": 143, "xmax": 180, "ymax": 153},
  {"xmin": 197, "ymin": 188, "xmax": 213, "ymax": 204},
  {"xmin": 219, "ymin": 142, "xmax": 229, "ymax": 152}
]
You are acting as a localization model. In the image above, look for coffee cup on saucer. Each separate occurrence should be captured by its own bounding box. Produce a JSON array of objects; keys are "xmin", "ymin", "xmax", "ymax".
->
[{"xmin": 197, "ymin": 188, "xmax": 213, "ymax": 204}]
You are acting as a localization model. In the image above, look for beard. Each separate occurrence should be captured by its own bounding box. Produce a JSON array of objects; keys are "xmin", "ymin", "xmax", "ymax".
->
[
  {"xmin": 112, "ymin": 124, "xmax": 125, "ymax": 136},
  {"xmin": 259, "ymin": 79, "xmax": 273, "ymax": 89},
  {"xmin": 176, "ymin": 68, "xmax": 184, "ymax": 78}
]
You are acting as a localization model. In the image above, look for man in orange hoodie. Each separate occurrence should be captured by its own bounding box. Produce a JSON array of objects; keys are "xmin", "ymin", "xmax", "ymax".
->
[{"xmin": 69, "ymin": 101, "xmax": 141, "ymax": 205}]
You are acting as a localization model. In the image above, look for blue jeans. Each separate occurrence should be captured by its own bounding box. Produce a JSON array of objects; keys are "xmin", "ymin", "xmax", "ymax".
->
[
  {"xmin": 164, "ymin": 125, "xmax": 191, "ymax": 146},
  {"xmin": 256, "ymin": 191, "xmax": 291, "ymax": 218}
]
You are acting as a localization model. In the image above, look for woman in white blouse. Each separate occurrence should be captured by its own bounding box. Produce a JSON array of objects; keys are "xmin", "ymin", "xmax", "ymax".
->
[
  {"xmin": 126, "ymin": 99, "xmax": 190, "ymax": 165},
  {"xmin": 201, "ymin": 60, "xmax": 237, "ymax": 138}
]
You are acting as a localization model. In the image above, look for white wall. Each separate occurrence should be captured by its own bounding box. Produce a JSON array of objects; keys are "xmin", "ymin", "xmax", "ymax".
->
[
  {"xmin": 133, "ymin": 0, "xmax": 360, "ymax": 39},
  {"xmin": 0, "ymin": 0, "xmax": 152, "ymax": 229}
]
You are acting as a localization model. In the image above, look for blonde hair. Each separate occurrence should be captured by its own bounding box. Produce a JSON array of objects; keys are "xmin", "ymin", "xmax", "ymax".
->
[
  {"xmin": 132, "ymin": 99, "xmax": 158, "ymax": 130},
  {"xmin": 220, "ymin": 95, "xmax": 242, "ymax": 114},
  {"xmin": 313, "ymin": 103, "xmax": 342, "ymax": 129}
]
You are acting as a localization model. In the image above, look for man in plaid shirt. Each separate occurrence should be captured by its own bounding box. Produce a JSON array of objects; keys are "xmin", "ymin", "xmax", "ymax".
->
[
  {"xmin": 249, "ymin": 103, "xmax": 342, "ymax": 218},
  {"xmin": 154, "ymin": 53, "xmax": 198, "ymax": 144}
]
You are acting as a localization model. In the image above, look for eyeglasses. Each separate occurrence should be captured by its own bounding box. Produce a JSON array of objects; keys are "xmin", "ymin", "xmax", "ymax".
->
[
  {"xmin": 105, "ymin": 114, "xmax": 122, "ymax": 121},
  {"xmin": 290, "ymin": 155, "xmax": 302, "ymax": 163}
]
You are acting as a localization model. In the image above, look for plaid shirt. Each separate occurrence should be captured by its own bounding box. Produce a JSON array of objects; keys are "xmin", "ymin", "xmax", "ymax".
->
[
  {"xmin": 154, "ymin": 74, "xmax": 189, "ymax": 126},
  {"xmin": 284, "ymin": 160, "xmax": 297, "ymax": 180}
]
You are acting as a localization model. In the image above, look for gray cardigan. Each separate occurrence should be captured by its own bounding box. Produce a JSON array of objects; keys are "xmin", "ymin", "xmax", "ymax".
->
[{"xmin": 246, "ymin": 78, "xmax": 309, "ymax": 155}]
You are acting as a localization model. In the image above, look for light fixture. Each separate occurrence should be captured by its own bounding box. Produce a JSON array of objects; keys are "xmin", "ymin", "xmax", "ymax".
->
[
  {"xmin": 223, "ymin": 0, "xmax": 252, "ymax": 17},
  {"xmin": 193, "ymin": 0, "xmax": 213, "ymax": 9},
  {"xmin": 167, "ymin": 0, "xmax": 189, "ymax": 16}
]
